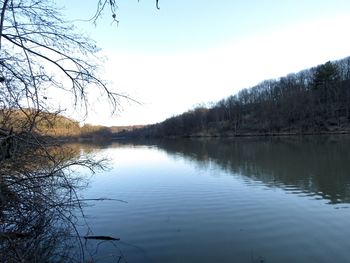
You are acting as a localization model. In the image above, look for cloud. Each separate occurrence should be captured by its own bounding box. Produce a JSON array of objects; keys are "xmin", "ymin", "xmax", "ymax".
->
[{"xmin": 82, "ymin": 15, "xmax": 350, "ymax": 126}]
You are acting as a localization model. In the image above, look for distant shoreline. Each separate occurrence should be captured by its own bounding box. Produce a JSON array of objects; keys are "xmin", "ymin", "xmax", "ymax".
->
[
  {"xmin": 110, "ymin": 129, "xmax": 350, "ymax": 140},
  {"xmin": 50, "ymin": 128, "xmax": 350, "ymax": 142}
]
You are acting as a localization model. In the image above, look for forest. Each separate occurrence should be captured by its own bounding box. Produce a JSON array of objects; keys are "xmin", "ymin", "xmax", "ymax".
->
[
  {"xmin": 0, "ymin": 109, "xmax": 115, "ymax": 139},
  {"xmin": 119, "ymin": 57, "xmax": 350, "ymax": 138}
]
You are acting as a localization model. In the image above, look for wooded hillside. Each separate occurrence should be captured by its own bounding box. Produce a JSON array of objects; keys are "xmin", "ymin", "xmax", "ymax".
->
[
  {"xmin": 121, "ymin": 57, "xmax": 350, "ymax": 137},
  {"xmin": 0, "ymin": 109, "xmax": 113, "ymax": 139}
]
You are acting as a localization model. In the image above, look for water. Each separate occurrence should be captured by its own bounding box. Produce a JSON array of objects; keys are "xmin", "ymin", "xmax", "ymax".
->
[{"xmin": 78, "ymin": 136, "xmax": 350, "ymax": 263}]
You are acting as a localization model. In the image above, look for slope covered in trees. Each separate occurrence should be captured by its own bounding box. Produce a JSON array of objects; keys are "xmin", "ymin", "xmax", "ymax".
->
[
  {"xmin": 122, "ymin": 57, "xmax": 350, "ymax": 138},
  {"xmin": 0, "ymin": 109, "xmax": 115, "ymax": 139}
]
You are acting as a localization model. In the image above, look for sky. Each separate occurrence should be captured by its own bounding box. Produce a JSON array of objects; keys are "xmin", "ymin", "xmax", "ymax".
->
[{"xmin": 57, "ymin": 0, "xmax": 350, "ymax": 126}]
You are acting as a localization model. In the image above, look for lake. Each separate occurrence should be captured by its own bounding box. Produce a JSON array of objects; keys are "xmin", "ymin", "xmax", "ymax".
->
[{"xmin": 77, "ymin": 136, "xmax": 350, "ymax": 263}]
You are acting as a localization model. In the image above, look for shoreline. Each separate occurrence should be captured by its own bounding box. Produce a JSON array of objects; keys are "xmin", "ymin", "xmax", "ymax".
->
[
  {"xmin": 113, "ymin": 129, "xmax": 350, "ymax": 140},
  {"xmin": 50, "ymin": 129, "xmax": 350, "ymax": 142}
]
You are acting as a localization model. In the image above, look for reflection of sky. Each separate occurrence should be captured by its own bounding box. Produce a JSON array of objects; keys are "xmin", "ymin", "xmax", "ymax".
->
[
  {"xmin": 79, "ymin": 143, "xmax": 350, "ymax": 263},
  {"xmin": 85, "ymin": 138, "xmax": 350, "ymax": 205},
  {"xmin": 56, "ymin": 1, "xmax": 350, "ymax": 125}
]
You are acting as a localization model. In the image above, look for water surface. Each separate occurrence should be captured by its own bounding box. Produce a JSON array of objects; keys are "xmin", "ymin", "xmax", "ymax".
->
[{"xmin": 79, "ymin": 136, "xmax": 350, "ymax": 263}]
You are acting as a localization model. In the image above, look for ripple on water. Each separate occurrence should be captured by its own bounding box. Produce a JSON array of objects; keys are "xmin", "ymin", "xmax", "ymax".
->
[{"xmin": 80, "ymin": 143, "xmax": 350, "ymax": 263}]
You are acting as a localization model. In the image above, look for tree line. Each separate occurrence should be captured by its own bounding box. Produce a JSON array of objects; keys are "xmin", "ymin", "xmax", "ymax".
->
[
  {"xmin": 0, "ymin": 108, "xmax": 115, "ymax": 140},
  {"xmin": 121, "ymin": 57, "xmax": 350, "ymax": 138}
]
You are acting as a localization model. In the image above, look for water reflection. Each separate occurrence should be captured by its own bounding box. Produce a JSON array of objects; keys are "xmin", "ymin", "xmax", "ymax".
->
[
  {"xmin": 0, "ymin": 143, "xmax": 112, "ymax": 262},
  {"xmin": 117, "ymin": 136, "xmax": 350, "ymax": 205},
  {"xmin": 75, "ymin": 136, "xmax": 350, "ymax": 263}
]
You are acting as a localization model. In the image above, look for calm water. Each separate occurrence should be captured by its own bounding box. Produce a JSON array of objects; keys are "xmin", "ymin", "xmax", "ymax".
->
[{"xmin": 78, "ymin": 136, "xmax": 350, "ymax": 263}]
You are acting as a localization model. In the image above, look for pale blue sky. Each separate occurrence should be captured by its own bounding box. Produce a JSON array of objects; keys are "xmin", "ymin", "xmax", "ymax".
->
[
  {"xmin": 57, "ymin": 0, "xmax": 350, "ymax": 125},
  {"xmin": 61, "ymin": 0, "xmax": 350, "ymax": 52}
]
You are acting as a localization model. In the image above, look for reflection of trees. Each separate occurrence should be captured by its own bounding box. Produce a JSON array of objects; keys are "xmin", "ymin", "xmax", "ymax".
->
[
  {"xmin": 1, "ymin": 200, "xmax": 78, "ymax": 262},
  {"xmin": 123, "ymin": 136, "xmax": 350, "ymax": 204},
  {"xmin": 0, "ymin": 142, "xmax": 105, "ymax": 262}
]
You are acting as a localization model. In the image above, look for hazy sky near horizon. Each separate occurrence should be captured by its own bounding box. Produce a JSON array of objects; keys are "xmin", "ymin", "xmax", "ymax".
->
[{"xmin": 58, "ymin": 0, "xmax": 350, "ymax": 126}]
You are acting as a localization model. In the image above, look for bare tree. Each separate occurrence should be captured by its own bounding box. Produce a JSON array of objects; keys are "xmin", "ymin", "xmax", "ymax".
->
[
  {"xmin": 0, "ymin": 0, "xmax": 139, "ymax": 261},
  {"xmin": 0, "ymin": 0, "xmax": 124, "ymax": 119}
]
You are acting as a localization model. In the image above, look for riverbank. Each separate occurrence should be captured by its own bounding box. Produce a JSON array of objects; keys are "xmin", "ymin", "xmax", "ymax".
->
[{"xmin": 116, "ymin": 127, "xmax": 350, "ymax": 139}]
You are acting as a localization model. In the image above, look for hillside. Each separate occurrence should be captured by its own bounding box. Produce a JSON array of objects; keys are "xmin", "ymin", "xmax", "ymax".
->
[
  {"xmin": 0, "ymin": 109, "xmax": 114, "ymax": 139},
  {"xmin": 0, "ymin": 109, "xmax": 79, "ymax": 135},
  {"xmin": 119, "ymin": 57, "xmax": 350, "ymax": 138}
]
